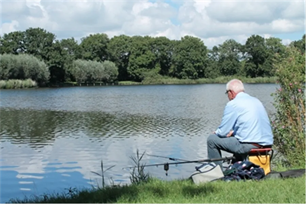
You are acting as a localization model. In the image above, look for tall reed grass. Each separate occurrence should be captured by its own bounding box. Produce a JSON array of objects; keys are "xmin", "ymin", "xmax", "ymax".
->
[
  {"xmin": 120, "ymin": 76, "xmax": 277, "ymax": 85},
  {"xmin": 0, "ymin": 79, "xmax": 37, "ymax": 89}
]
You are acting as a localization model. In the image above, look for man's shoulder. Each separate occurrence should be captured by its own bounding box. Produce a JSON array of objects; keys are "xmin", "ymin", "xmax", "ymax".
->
[
  {"xmin": 226, "ymin": 99, "xmax": 238, "ymax": 109},
  {"xmin": 230, "ymin": 92, "xmax": 261, "ymax": 108},
  {"xmin": 236, "ymin": 92, "xmax": 261, "ymax": 102},
  {"xmin": 237, "ymin": 92, "xmax": 251, "ymax": 98}
]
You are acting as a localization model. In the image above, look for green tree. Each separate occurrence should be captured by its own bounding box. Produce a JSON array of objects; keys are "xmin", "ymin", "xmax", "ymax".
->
[
  {"xmin": 206, "ymin": 46, "xmax": 221, "ymax": 78},
  {"xmin": 80, "ymin": 33, "xmax": 109, "ymax": 62},
  {"xmin": 60, "ymin": 38, "xmax": 82, "ymax": 82},
  {"xmin": 171, "ymin": 36, "xmax": 207, "ymax": 79},
  {"xmin": 151, "ymin": 36, "xmax": 174, "ymax": 76},
  {"xmin": 244, "ymin": 35, "xmax": 284, "ymax": 77},
  {"xmin": 107, "ymin": 35, "xmax": 132, "ymax": 81},
  {"xmin": 244, "ymin": 35, "xmax": 268, "ymax": 77},
  {"xmin": 218, "ymin": 39, "xmax": 243, "ymax": 76},
  {"xmin": 127, "ymin": 36, "xmax": 156, "ymax": 82},
  {"xmin": 23, "ymin": 27, "xmax": 56, "ymax": 62},
  {"xmin": 0, "ymin": 28, "xmax": 60, "ymax": 84},
  {"xmin": 264, "ymin": 37, "xmax": 286, "ymax": 76},
  {"xmin": 46, "ymin": 40, "xmax": 68, "ymax": 84},
  {"xmin": 0, "ymin": 35, "xmax": 2, "ymax": 52},
  {"xmin": 0, "ymin": 31, "xmax": 25, "ymax": 54},
  {"xmin": 290, "ymin": 34, "xmax": 305, "ymax": 54},
  {"xmin": 60, "ymin": 38, "xmax": 82, "ymax": 59}
]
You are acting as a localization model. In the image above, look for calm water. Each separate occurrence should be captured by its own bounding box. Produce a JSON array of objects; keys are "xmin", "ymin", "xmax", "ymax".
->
[{"xmin": 0, "ymin": 84, "xmax": 277, "ymax": 202}]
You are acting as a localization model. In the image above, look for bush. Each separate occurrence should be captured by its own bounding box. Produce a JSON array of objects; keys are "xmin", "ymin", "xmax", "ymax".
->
[
  {"xmin": 71, "ymin": 60, "xmax": 118, "ymax": 84},
  {"xmin": 0, "ymin": 54, "xmax": 49, "ymax": 85},
  {"xmin": 102, "ymin": 60, "xmax": 119, "ymax": 83},
  {"xmin": 271, "ymin": 47, "xmax": 305, "ymax": 167}
]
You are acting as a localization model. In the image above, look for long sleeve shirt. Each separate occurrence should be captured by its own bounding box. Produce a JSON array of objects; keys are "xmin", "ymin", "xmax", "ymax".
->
[{"xmin": 215, "ymin": 92, "xmax": 273, "ymax": 146}]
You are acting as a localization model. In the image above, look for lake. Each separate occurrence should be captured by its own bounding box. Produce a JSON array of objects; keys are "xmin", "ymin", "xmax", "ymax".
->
[{"xmin": 0, "ymin": 83, "xmax": 278, "ymax": 202}]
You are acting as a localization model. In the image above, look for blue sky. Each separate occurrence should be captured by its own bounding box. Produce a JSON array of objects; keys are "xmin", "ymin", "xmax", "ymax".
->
[{"xmin": 0, "ymin": 0, "xmax": 305, "ymax": 48}]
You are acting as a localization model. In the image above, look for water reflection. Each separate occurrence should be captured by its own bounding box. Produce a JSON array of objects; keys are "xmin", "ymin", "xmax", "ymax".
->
[{"xmin": 0, "ymin": 84, "xmax": 278, "ymax": 202}]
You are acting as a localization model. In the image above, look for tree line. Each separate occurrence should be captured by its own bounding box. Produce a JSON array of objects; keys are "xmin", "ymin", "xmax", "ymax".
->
[{"xmin": 0, "ymin": 27, "xmax": 305, "ymax": 86}]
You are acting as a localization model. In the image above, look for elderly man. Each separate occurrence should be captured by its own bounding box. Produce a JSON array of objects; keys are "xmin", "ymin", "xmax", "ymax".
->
[{"xmin": 207, "ymin": 79, "xmax": 273, "ymax": 169}]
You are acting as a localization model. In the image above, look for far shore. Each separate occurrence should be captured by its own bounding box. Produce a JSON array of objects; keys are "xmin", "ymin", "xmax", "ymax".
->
[{"xmin": 0, "ymin": 76, "xmax": 277, "ymax": 89}]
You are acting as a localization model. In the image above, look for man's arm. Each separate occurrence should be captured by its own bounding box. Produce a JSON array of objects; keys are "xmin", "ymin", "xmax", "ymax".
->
[{"xmin": 214, "ymin": 102, "xmax": 237, "ymax": 137}]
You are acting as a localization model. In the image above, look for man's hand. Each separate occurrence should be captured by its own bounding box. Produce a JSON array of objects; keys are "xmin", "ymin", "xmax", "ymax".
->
[{"xmin": 226, "ymin": 130, "xmax": 234, "ymax": 137}]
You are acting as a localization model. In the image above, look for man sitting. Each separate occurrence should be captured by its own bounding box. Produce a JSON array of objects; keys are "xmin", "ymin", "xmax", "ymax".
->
[{"xmin": 207, "ymin": 79, "xmax": 273, "ymax": 169}]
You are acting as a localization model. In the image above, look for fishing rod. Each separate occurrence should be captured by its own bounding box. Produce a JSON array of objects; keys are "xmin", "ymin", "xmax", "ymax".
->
[
  {"xmin": 146, "ymin": 154, "xmax": 190, "ymax": 162},
  {"xmin": 123, "ymin": 156, "xmax": 235, "ymax": 175}
]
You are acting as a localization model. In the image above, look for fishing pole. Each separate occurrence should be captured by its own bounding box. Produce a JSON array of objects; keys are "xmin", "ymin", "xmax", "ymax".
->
[
  {"xmin": 146, "ymin": 154, "xmax": 189, "ymax": 162},
  {"xmin": 123, "ymin": 156, "xmax": 235, "ymax": 175},
  {"xmin": 124, "ymin": 156, "xmax": 234, "ymax": 169}
]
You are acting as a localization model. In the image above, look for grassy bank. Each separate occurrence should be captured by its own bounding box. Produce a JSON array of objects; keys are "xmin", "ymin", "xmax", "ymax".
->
[
  {"xmin": 119, "ymin": 76, "xmax": 277, "ymax": 85},
  {"xmin": 0, "ymin": 76, "xmax": 277, "ymax": 89},
  {"xmin": 0, "ymin": 79, "xmax": 37, "ymax": 89},
  {"xmin": 9, "ymin": 175, "xmax": 305, "ymax": 203}
]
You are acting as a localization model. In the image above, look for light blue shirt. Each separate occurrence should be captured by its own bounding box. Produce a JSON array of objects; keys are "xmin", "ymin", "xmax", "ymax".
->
[{"xmin": 215, "ymin": 92, "xmax": 273, "ymax": 146}]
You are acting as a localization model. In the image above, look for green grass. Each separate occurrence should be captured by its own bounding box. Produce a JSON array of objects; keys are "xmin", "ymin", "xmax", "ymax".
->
[
  {"xmin": 0, "ymin": 77, "xmax": 276, "ymax": 89},
  {"xmin": 8, "ymin": 152, "xmax": 305, "ymax": 203},
  {"xmin": 120, "ymin": 76, "xmax": 277, "ymax": 86},
  {"xmin": 118, "ymin": 81, "xmax": 142, "ymax": 85},
  {"xmin": 0, "ymin": 79, "xmax": 37, "ymax": 89},
  {"xmin": 9, "ymin": 175, "xmax": 305, "ymax": 203}
]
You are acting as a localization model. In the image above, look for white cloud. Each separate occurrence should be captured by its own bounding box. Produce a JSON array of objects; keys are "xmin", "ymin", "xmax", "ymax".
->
[
  {"xmin": 0, "ymin": 0, "xmax": 304, "ymax": 48},
  {"xmin": 153, "ymin": 27, "xmax": 181, "ymax": 40},
  {"xmin": 122, "ymin": 1, "xmax": 178, "ymax": 36},
  {"xmin": 203, "ymin": 35, "xmax": 249, "ymax": 48},
  {"xmin": 271, "ymin": 19, "xmax": 303, "ymax": 32},
  {"xmin": 281, "ymin": 0, "xmax": 305, "ymax": 19},
  {"xmin": 1, "ymin": 20, "xmax": 19, "ymax": 34},
  {"xmin": 206, "ymin": 0, "xmax": 287, "ymax": 24},
  {"xmin": 281, "ymin": 38, "xmax": 293, "ymax": 46}
]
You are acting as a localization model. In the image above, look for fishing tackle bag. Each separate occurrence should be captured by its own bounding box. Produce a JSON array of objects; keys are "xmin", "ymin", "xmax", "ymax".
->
[
  {"xmin": 223, "ymin": 160, "xmax": 265, "ymax": 181},
  {"xmin": 190, "ymin": 162, "xmax": 224, "ymax": 184}
]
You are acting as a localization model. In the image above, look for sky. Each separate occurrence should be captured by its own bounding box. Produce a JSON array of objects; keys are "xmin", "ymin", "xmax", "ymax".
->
[{"xmin": 0, "ymin": 0, "xmax": 305, "ymax": 49}]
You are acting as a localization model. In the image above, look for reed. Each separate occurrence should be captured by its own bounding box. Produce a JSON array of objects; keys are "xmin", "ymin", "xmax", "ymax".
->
[
  {"xmin": 0, "ymin": 79, "xmax": 37, "ymax": 89},
  {"xmin": 118, "ymin": 81, "xmax": 141, "ymax": 85},
  {"xmin": 91, "ymin": 161, "xmax": 115, "ymax": 189},
  {"xmin": 129, "ymin": 150, "xmax": 151, "ymax": 185},
  {"xmin": 124, "ymin": 76, "xmax": 277, "ymax": 85}
]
